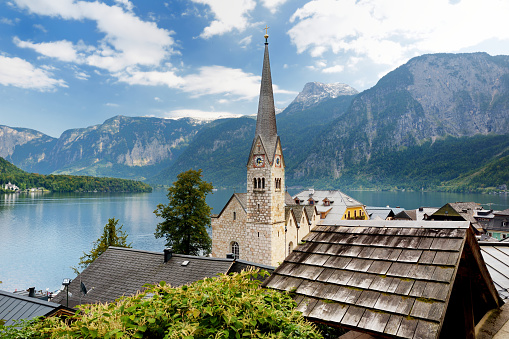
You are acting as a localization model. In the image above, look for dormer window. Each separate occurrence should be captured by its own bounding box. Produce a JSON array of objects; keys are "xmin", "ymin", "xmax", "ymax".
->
[
  {"xmin": 294, "ymin": 198, "xmax": 300, "ymax": 205},
  {"xmin": 323, "ymin": 198, "xmax": 330, "ymax": 207}
]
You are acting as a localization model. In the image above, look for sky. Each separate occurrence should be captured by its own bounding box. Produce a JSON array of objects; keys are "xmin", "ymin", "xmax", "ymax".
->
[{"xmin": 2, "ymin": 0, "xmax": 509, "ymax": 137}]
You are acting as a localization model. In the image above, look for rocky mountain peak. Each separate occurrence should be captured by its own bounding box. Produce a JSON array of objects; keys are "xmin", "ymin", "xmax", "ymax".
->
[{"xmin": 284, "ymin": 82, "xmax": 358, "ymax": 115}]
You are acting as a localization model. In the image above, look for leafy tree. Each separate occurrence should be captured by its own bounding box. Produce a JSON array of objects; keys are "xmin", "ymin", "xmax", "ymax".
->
[
  {"xmin": 154, "ymin": 169, "xmax": 213, "ymax": 255},
  {"xmin": 73, "ymin": 218, "xmax": 131, "ymax": 274}
]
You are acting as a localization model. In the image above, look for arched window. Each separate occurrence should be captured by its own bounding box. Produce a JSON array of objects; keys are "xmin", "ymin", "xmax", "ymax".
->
[
  {"xmin": 348, "ymin": 211, "xmax": 351, "ymax": 219},
  {"xmin": 354, "ymin": 210, "xmax": 357, "ymax": 218},
  {"xmin": 233, "ymin": 211, "xmax": 236, "ymax": 220},
  {"xmin": 262, "ymin": 178, "xmax": 265, "ymax": 189},
  {"xmin": 231, "ymin": 242, "xmax": 239, "ymax": 259},
  {"xmin": 288, "ymin": 242, "xmax": 293, "ymax": 254},
  {"xmin": 253, "ymin": 178, "xmax": 257, "ymax": 189},
  {"xmin": 257, "ymin": 178, "xmax": 261, "ymax": 189}
]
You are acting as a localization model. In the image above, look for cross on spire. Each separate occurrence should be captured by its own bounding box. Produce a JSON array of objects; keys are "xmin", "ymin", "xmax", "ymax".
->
[{"xmin": 264, "ymin": 25, "xmax": 270, "ymax": 43}]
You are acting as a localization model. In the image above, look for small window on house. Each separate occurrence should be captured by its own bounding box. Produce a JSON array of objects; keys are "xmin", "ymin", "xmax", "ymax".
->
[
  {"xmin": 288, "ymin": 242, "xmax": 293, "ymax": 254},
  {"xmin": 231, "ymin": 242, "xmax": 239, "ymax": 259},
  {"xmin": 504, "ymin": 221, "xmax": 508, "ymax": 227},
  {"xmin": 354, "ymin": 210, "xmax": 357, "ymax": 218},
  {"xmin": 233, "ymin": 212, "xmax": 236, "ymax": 220},
  {"xmin": 295, "ymin": 198, "xmax": 300, "ymax": 205},
  {"xmin": 262, "ymin": 178, "xmax": 265, "ymax": 189},
  {"xmin": 348, "ymin": 211, "xmax": 351, "ymax": 219}
]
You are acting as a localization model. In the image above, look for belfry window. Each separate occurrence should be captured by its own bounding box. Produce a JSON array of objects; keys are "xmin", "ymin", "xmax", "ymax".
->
[
  {"xmin": 231, "ymin": 242, "xmax": 239, "ymax": 259},
  {"xmin": 262, "ymin": 178, "xmax": 265, "ymax": 189},
  {"xmin": 253, "ymin": 178, "xmax": 257, "ymax": 189}
]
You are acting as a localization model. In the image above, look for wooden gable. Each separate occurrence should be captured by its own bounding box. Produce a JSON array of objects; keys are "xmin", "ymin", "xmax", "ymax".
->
[{"xmin": 262, "ymin": 220, "xmax": 502, "ymax": 339}]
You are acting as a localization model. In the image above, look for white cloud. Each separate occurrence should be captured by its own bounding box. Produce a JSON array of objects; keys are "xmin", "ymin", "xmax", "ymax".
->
[
  {"xmin": 1, "ymin": 17, "xmax": 15, "ymax": 25},
  {"xmin": 114, "ymin": 68, "xmax": 185, "ymax": 87},
  {"xmin": 322, "ymin": 65, "xmax": 344, "ymax": 73},
  {"xmin": 165, "ymin": 109, "xmax": 244, "ymax": 120},
  {"xmin": 0, "ymin": 55, "xmax": 67, "ymax": 90},
  {"xmin": 114, "ymin": 0, "xmax": 134, "ymax": 12},
  {"xmin": 105, "ymin": 102, "xmax": 119, "ymax": 107},
  {"xmin": 14, "ymin": 37, "xmax": 79, "ymax": 62},
  {"xmin": 74, "ymin": 71, "xmax": 89, "ymax": 80},
  {"xmin": 13, "ymin": 0, "xmax": 175, "ymax": 72},
  {"xmin": 181, "ymin": 65, "xmax": 260, "ymax": 99},
  {"xmin": 239, "ymin": 35, "xmax": 252, "ymax": 48},
  {"xmin": 115, "ymin": 64, "xmax": 295, "ymax": 101},
  {"xmin": 288, "ymin": 0, "xmax": 509, "ymax": 69},
  {"xmin": 191, "ymin": 0, "xmax": 256, "ymax": 38},
  {"xmin": 261, "ymin": 0, "xmax": 288, "ymax": 13},
  {"xmin": 33, "ymin": 23, "xmax": 47, "ymax": 32},
  {"xmin": 154, "ymin": 97, "xmax": 162, "ymax": 102}
]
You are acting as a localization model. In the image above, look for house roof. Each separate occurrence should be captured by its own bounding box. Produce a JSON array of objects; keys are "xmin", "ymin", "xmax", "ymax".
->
[
  {"xmin": 494, "ymin": 208, "xmax": 509, "ymax": 217},
  {"xmin": 0, "ymin": 290, "xmax": 71, "ymax": 326},
  {"xmin": 395, "ymin": 208, "xmax": 439, "ymax": 221},
  {"xmin": 479, "ymin": 242, "xmax": 509, "ymax": 300},
  {"xmin": 293, "ymin": 190, "xmax": 364, "ymax": 223},
  {"xmin": 365, "ymin": 206, "xmax": 397, "ymax": 220},
  {"xmin": 262, "ymin": 220, "xmax": 502, "ymax": 339},
  {"xmin": 51, "ymin": 247, "xmax": 265, "ymax": 308}
]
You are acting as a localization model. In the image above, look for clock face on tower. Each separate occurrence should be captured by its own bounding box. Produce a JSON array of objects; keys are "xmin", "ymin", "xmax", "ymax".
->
[{"xmin": 253, "ymin": 155, "xmax": 265, "ymax": 167}]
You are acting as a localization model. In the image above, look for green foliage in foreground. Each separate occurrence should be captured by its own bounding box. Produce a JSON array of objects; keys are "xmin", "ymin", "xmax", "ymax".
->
[
  {"xmin": 73, "ymin": 218, "xmax": 131, "ymax": 274},
  {"xmin": 14, "ymin": 270, "xmax": 322, "ymax": 339},
  {"xmin": 0, "ymin": 157, "xmax": 152, "ymax": 193}
]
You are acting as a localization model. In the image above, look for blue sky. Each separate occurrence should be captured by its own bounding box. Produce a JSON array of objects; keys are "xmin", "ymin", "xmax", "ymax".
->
[{"xmin": 2, "ymin": 0, "xmax": 509, "ymax": 137}]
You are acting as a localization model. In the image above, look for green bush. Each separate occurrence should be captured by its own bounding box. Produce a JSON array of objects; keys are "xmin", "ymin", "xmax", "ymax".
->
[{"xmin": 26, "ymin": 270, "xmax": 322, "ymax": 338}]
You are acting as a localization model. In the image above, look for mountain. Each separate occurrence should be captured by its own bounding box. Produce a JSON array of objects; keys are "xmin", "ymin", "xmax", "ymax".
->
[
  {"xmin": 282, "ymin": 82, "xmax": 358, "ymax": 115},
  {"xmin": 150, "ymin": 87, "xmax": 357, "ymax": 188},
  {"xmin": 2, "ymin": 116, "xmax": 207, "ymax": 180},
  {"xmin": 289, "ymin": 52, "xmax": 509, "ymax": 190},
  {"xmin": 4, "ymin": 52, "xmax": 509, "ymax": 192}
]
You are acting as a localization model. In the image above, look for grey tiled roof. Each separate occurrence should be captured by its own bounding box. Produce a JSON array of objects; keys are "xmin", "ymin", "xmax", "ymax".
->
[
  {"xmin": 0, "ymin": 290, "xmax": 63, "ymax": 326},
  {"xmin": 52, "ymin": 247, "xmax": 235, "ymax": 308},
  {"xmin": 262, "ymin": 220, "xmax": 501, "ymax": 339},
  {"xmin": 479, "ymin": 242, "xmax": 509, "ymax": 300}
]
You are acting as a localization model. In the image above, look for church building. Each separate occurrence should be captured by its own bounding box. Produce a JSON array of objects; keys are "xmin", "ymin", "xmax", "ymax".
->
[{"xmin": 211, "ymin": 32, "xmax": 319, "ymax": 266}]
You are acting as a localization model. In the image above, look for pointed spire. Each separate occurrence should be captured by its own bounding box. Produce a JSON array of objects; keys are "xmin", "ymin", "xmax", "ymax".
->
[{"xmin": 255, "ymin": 29, "xmax": 278, "ymax": 162}]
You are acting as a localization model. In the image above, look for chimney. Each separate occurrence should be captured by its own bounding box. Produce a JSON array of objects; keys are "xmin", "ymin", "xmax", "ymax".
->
[
  {"xmin": 226, "ymin": 253, "xmax": 235, "ymax": 259},
  {"xmin": 164, "ymin": 248, "xmax": 173, "ymax": 263},
  {"xmin": 28, "ymin": 287, "xmax": 35, "ymax": 298},
  {"xmin": 419, "ymin": 207, "xmax": 424, "ymax": 212}
]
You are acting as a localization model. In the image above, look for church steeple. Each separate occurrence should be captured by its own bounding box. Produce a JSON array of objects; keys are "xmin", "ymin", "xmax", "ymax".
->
[{"xmin": 254, "ymin": 29, "xmax": 278, "ymax": 163}]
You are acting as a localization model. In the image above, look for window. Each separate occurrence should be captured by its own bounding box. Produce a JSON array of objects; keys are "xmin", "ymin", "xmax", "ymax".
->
[
  {"xmin": 257, "ymin": 178, "xmax": 261, "ymax": 189},
  {"xmin": 288, "ymin": 242, "xmax": 293, "ymax": 254},
  {"xmin": 354, "ymin": 210, "xmax": 357, "ymax": 218},
  {"xmin": 231, "ymin": 242, "xmax": 239, "ymax": 259},
  {"xmin": 348, "ymin": 211, "xmax": 351, "ymax": 219},
  {"xmin": 233, "ymin": 211, "xmax": 236, "ymax": 220},
  {"xmin": 253, "ymin": 178, "xmax": 257, "ymax": 189},
  {"xmin": 262, "ymin": 178, "xmax": 265, "ymax": 189},
  {"xmin": 503, "ymin": 221, "xmax": 508, "ymax": 227}
]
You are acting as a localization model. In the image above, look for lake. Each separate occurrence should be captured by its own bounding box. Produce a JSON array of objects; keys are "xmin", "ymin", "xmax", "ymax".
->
[{"xmin": 1, "ymin": 188, "xmax": 508, "ymax": 293}]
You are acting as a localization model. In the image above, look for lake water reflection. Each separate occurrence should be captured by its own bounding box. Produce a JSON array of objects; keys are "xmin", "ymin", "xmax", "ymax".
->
[{"xmin": 0, "ymin": 188, "xmax": 508, "ymax": 293}]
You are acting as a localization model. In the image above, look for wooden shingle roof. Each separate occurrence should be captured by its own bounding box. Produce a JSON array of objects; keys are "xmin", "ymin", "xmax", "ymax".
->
[{"xmin": 262, "ymin": 220, "xmax": 502, "ymax": 339}]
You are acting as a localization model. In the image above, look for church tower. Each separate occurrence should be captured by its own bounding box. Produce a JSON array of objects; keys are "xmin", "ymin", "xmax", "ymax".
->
[{"xmin": 245, "ymin": 30, "xmax": 286, "ymax": 266}]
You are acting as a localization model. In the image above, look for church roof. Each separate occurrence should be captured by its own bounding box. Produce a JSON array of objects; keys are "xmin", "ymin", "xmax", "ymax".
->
[{"xmin": 253, "ymin": 39, "xmax": 278, "ymax": 163}]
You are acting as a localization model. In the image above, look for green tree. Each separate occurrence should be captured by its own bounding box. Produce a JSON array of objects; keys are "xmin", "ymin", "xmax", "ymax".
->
[
  {"xmin": 73, "ymin": 218, "xmax": 131, "ymax": 274},
  {"xmin": 154, "ymin": 169, "xmax": 213, "ymax": 255}
]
